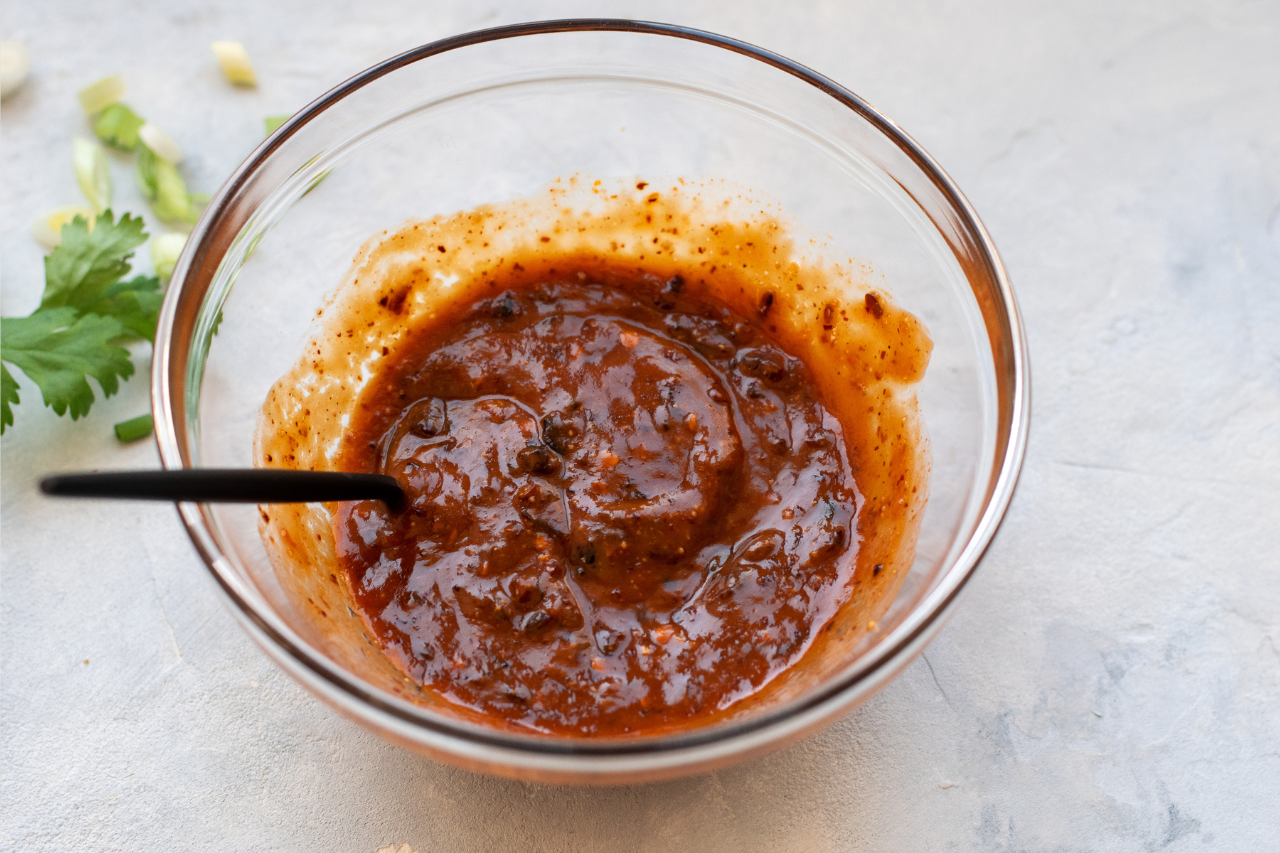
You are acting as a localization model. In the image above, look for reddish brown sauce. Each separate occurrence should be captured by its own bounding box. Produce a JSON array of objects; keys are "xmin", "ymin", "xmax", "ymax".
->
[
  {"xmin": 256, "ymin": 179, "xmax": 932, "ymax": 739},
  {"xmin": 336, "ymin": 269, "xmax": 860, "ymax": 734}
]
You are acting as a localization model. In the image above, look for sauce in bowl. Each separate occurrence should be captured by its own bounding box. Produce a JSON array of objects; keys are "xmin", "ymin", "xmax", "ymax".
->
[{"xmin": 257, "ymin": 178, "xmax": 931, "ymax": 736}]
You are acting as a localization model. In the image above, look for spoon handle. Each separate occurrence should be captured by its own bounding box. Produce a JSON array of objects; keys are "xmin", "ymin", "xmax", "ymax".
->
[{"xmin": 40, "ymin": 469, "xmax": 404, "ymax": 509}]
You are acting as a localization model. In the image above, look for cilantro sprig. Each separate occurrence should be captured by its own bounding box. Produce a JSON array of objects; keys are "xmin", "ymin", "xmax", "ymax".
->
[
  {"xmin": 41, "ymin": 210, "xmax": 148, "ymax": 309},
  {"xmin": 1, "ymin": 309, "xmax": 134, "ymax": 425},
  {"xmin": 1, "ymin": 211, "xmax": 161, "ymax": 433}
]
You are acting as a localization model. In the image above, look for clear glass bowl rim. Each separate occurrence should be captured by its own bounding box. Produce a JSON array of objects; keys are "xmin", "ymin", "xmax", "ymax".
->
[{"xmin": 151, "ymin": 18, "xmax": 1030, "ymax": 761}]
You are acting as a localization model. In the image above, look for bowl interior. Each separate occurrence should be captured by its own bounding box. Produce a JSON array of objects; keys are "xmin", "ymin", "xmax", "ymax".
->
[{"xmin": 160, "ymin": 24, "xmax": 1016, "ymax": 764}]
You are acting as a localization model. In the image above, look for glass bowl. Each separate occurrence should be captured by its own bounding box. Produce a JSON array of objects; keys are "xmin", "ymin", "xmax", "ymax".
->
[{"xmin": 152, "ymin": 20, "xmax": 1029, "ymax": 783}]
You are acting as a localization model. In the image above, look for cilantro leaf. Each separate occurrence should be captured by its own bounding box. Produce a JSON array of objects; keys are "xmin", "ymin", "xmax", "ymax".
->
[
  {"xmin": 1, "ymin": 363, "xmax": 18, "ymax": 432},
  {"xmin": 94, "ymin": 103, "xmax": 145, "ymax": 151},
  {"xmin": 82, "ymin": 275, "xmax": 163, "ymax": 341},
  {"xmin": 1, "ymin": 308, "xmax": 133, "ymax": 423},
  {"xmin": 41, "ymin": 210, "xmax": 148, "ymax": 312},
  {"xmin": 3, "ymin": 209, "xmax": 157, "ymax": 433}
]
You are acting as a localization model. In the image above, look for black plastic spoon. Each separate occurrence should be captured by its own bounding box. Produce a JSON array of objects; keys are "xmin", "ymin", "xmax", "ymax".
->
[{"xmin": 40, "ymin": 469, "xmax": 405, "ymax": 511}]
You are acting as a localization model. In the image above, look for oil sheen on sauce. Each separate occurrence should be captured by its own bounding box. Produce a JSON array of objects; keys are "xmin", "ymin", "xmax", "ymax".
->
[{"xmin": 256, "ymin": 177, "xmax": 932, "ymax": 738}]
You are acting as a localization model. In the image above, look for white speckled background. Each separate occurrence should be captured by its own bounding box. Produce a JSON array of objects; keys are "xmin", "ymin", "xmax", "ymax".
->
[{"xmin": 2, "ymin": 1, "xmax": 1278, "ymax": 850}]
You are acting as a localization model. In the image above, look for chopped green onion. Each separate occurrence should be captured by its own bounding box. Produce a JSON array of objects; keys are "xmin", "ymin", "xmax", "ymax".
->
[
  {"xmin": 137, "ymin": 143, "xmax": 158, "ymax": 191},
  {"xmin": 73, "ymin": 137, "xmax": 112, "ymax": 213},
  {"xmin": 211, "ymin": 41, "xmax": 257, "ymax": 87},
  {"xmin": 0, "ymin": 41, "xmax": 31, "ymax": 101},
  {"xmin": 94, "ymin": 103, "xmax": 145, "ymax": 151},
  {"xmin": 154, "ymin": 165, "xmax": 193, "ymax": 222},
  {"xmin": 114, "ymin": 413, "xmax": 154, "ymax": 443},
  {"xmin": 150, "ymin": 233, "xmax": 186, "ymax": 278},
  {"xmin": 78, "ymin": 74, "xmax": 125, "ymax": 115},
  {"xmin": 264, "ymin": 114, "xmax": 290, "ymax": 136},
  {"xmin": 138, "ymin": 145, "xmax": 198, "ymax": 223},
  {"xmin": 138, "ymin": 122, "xmax": 183, "ymax": 164},
  {"xmin": 32, "ymin": 206, "xmax": 96, "ymax": 249}
]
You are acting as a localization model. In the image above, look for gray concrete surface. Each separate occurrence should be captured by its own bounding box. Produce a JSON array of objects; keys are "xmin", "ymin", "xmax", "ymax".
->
[{"xmin": 2, "ymin": 0, "xmax": 1278, "ymax": 850}]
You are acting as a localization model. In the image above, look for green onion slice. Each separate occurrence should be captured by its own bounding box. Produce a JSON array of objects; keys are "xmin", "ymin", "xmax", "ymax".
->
[
  {"xmin": 73, "ymin": 137, "xmax": 112, "ymax": 213},
  {"xmin": 211, "ymin": 41, "xmax": 257, "ymax": 87},
  {"xmin": 78, "ymin": 74, "xmax": 125, "ymax": 114},
  {"xmin": 94, "ymin": 103, "xmax": 145, "ymax": 151},
  {"xmin": 114, "ymin": 413, "xmax": 154, "ymax": 443},
  {"xmin": 150, "ymin": 233, "xmax": 186, "ymax": 279}
]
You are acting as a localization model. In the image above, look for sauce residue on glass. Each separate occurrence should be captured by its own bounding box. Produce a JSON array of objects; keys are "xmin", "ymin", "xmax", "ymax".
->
[{"xmin": 256, "ymin": 176, "xmax": 932, "ymax": 737}]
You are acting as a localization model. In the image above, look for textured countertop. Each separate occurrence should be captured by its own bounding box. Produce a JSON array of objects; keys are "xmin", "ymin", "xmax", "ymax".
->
[{"xmin": 3, "ymin": 1, "xmax": 1278, "ymax": 850}]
